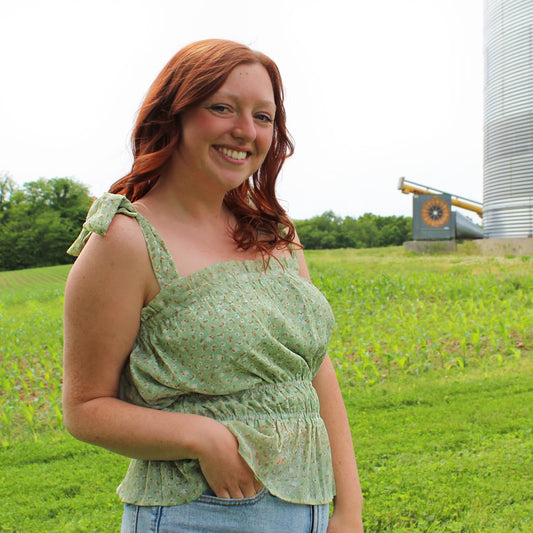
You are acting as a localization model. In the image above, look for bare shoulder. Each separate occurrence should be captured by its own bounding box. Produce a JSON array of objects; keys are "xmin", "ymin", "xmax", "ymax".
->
[
  {"xmin": 66, "ymin": 213, "xmax": 155, "ymax": 310},
  {"xmin": 85, "ymin": 212, "xmax": 147, "ymax": 259}
]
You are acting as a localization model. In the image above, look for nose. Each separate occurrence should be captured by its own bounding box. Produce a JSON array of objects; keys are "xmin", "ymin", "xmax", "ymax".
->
[{"xmin": 231, "ymin": 113, "xmax": 256, "ymax": 142}]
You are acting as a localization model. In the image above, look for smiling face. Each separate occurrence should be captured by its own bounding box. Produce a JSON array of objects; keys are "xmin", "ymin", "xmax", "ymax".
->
[{"xmin": 174, "ymin": 62, "xmax": 276, "ymax": 195}]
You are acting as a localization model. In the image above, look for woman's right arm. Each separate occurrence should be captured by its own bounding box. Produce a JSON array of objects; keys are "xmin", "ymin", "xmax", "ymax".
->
[{"xmin": 62, "ymin": 215, "xmax": 260, "ymax": 498}]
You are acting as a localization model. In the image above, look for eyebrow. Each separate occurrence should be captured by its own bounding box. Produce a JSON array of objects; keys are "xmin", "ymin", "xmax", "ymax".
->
[{"xmin": 213, "ymin": 91, "xmax": 276, "ymax": 110}]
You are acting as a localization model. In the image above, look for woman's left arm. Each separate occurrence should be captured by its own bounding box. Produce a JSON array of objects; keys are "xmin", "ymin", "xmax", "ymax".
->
[
  {"xmin": 294, "ymin": 243, "xmax": 363, "ymax": 532},
  {"xmin": 313, "ymin": 355, "xmax": 364, "ymax": 532}
]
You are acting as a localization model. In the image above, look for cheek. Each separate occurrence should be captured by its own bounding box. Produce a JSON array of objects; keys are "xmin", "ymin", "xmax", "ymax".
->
[
  {"xmin": 251, "ymin": 133, "xmax": 273, "ymax": 172},
  {"xmin": 187, "ymin": 114, "xmax": 220, "ymax": 140},
  {"xmin": 259, "ymin": 130, "xmax": 274, "ymax": 156},
  {"xmin": 195, "ymin": 113, "xmax": 219, "ymax": 131},
  {"xmin": 182, "ymin": 112, "xmax": 221, "ymax": 143}
]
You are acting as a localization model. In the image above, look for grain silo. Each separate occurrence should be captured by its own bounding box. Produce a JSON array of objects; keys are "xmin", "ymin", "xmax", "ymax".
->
[{"xmin": 484, "ymin": 0, "xmax": 533, "ymax": 238}]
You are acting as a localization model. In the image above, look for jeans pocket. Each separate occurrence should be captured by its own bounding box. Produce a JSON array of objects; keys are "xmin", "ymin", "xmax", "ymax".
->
[{"xmin": 197, "ymin": 487, "xmax": 268, "ymax": 507}]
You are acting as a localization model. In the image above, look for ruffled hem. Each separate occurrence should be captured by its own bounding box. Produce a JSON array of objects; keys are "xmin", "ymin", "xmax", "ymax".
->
[
  {"xmin": 227, "ymin": 417, "xmax": 335, "ymax": 505},
  {"xmin": 116, "ymin": 415, "xmax": 335, "ymax": 506}
]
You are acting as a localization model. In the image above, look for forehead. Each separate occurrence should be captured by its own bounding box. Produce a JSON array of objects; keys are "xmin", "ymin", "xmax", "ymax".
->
[{"xmin": 213, "ymin": 63, "xmax": 275, "ymax": 109}]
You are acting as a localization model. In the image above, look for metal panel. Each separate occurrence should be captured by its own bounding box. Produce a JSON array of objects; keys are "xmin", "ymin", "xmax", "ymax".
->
[
  {"xmin": 412, "ymin": 194, "xmax": 455, "ymax": 240},
  {"xmin": 484, "ymin": 0, "xmax": 533, "ymax": 238}
]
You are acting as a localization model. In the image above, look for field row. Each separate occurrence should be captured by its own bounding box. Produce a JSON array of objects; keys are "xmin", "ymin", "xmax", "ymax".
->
[{"xmin": 0, "ymin": 264, "xmax": 71, "ymax": 291}]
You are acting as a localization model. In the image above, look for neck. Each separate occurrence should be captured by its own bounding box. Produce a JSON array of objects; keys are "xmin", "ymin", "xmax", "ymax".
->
[
  {"xmin": 135, "ymin": 180, "xmax": 236, "ymax": 244},
  {"xmin": 145, "ymin": 152, "xmax": 235, "ymax": 224}
]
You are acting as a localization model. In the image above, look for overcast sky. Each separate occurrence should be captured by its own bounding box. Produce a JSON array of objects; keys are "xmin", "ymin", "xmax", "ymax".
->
[{"xmin": 0, "ymin": 0, "xmax": 484, "ymax": 220}]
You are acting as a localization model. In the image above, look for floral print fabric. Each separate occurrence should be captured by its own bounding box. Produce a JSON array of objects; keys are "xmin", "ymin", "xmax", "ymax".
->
[{"xmin": 68, "ymin": 193, "xmax": 336, "ymax": 506}]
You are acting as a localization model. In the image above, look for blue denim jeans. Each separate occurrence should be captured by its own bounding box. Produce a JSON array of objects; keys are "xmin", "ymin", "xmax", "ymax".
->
[{"xmin": 121, "ymin": 489, "xmax": 329, "ymax": 533}]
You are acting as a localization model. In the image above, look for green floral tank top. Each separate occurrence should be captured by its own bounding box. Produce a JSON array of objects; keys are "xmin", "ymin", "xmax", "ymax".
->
[{"xmin": 68, "ymin": 193, "xmax": 336, "ymax": 506}]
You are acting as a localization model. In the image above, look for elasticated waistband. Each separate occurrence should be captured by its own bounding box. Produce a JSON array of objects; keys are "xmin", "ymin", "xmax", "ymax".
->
[{"xmin": 164, "ymin": 380, "xmax": 321, "ymax": 421}]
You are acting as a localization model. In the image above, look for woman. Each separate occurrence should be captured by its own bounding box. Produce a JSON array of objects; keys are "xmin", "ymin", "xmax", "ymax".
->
[{"xmin": 63, "ymin": 39, "xmax": 363, "ymax": 533}]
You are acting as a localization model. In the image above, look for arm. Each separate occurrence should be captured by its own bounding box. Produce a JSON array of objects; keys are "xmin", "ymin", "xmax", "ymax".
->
[
  {"xmin": 62, "ymin": 215, "xmax": 260, "ymax": 498},
  {"xmin": 295, "ymin": 244, "xmax": 364, "ymax": 532},
  {"xmin": 313, "ymin": 356, "xmax": 364, "ymax": 532}
]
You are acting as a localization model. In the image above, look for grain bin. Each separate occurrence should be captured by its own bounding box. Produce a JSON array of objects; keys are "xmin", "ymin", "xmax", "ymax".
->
[{"xmin": 484, "ymin": 0, "xmax": 533, "ymax": 238}]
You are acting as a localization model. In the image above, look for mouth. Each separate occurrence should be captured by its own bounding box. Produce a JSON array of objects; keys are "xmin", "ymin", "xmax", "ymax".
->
[{"xmin": 214, "ymin": 146, "xmax": 250, "ymax": 161}]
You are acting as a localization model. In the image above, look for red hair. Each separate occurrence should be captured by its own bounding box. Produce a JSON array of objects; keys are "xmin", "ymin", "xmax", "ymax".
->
[{"xmin": 109, "ymin": 39, "xmax": 297, "ymax": 256}]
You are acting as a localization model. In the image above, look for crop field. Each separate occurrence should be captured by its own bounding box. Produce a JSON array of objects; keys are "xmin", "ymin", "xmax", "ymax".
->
[
  {"xmin": 0, "ymin": 248, "xmax": 532, "ymax": 531},
  {"xmin": 306, "ymin": 247, "xmax": 532, "ymax": 383},
  {"xmin": 0, "ymin": 265, "xmax": 69, "ymax": 441}
]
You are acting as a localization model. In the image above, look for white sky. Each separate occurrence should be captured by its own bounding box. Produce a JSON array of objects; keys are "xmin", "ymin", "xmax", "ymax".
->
[{"xmin": 0, "ymin": 0, "xmax": 484, "ymax": 220}]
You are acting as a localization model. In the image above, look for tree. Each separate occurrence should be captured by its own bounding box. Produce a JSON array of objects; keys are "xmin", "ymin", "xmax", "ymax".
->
[
  {"xmin": 0, "ymin": 177, "xmax": 93, "ymax": 270},
  {"xmin": 294, "ymin": 211, "xmax": 412, "ymax": 250}
]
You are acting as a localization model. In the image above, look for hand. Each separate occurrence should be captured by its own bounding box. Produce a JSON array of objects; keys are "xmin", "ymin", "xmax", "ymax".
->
[
  {"xmin": 327, "ymin": 509, "xmax": 364, "ymax": 533},
  {"xmin": 195, "ymin": 419, "xmax": 262, "ymax": 499}
]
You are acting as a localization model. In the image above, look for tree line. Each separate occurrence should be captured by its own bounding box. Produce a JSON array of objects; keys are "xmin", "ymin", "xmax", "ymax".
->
[
  {"xmin": 0, "ymin": 175, "xmax": 412, "ymax": 271},
  {"xmin": 0, "ymin": 175, "xmax": 92, "ymax": 271},
  {"xmin": 294, "ymin": 211, "xmax": 412, "ymax": 249}
]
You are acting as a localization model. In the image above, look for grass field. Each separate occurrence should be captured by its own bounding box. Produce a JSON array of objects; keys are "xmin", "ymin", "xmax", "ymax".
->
[{"xmin": 0, "ymin": 248, "xmax": 532, "ymax": 532}]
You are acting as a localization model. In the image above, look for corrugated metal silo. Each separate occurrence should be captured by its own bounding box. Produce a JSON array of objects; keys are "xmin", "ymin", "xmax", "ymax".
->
[{"xmin": 484, "ymin": 0, "xmax": 533, "ymax": 238}]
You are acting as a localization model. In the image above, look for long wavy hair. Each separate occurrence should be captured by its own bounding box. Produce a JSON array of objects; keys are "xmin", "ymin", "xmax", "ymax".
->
[{"xmin": 109, "ymin": 39, "xmax": 297, "ymax": 256}]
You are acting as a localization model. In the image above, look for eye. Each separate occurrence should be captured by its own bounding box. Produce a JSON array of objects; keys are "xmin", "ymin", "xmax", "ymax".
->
[
  {"xmin": 209, "ymin": 104, "xmax": 231, "ymax": 114},
  {"xmin": 255, "ymin": 113, "xmax": 273, "ymax": 124}
]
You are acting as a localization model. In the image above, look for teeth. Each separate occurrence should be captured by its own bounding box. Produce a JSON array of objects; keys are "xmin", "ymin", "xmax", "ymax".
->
[{"xmin": 217, "ymin": 147, "xmax": 248, "ymax": 160}]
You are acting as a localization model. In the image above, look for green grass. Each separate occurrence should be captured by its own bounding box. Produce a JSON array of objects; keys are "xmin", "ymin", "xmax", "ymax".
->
[
  {"xmin": 0, "ymin": 435, "xmax": 127, "ymax": 532},
  {"xmin": 350, "ymin": 360, "xmax": 533, "ymax": 532},
  {"xmin": 0, "ymin": 249, "xmax": 532, "ymax": 531}
]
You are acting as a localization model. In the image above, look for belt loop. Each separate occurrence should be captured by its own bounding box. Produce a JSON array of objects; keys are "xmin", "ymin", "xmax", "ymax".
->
[
  {"xmin": 310, "ymin": 503, "xmax": 328, "ymax": 533},
  {"xmin": 310, "ymin": 504, "xmax": 317, "ymax": 533}
]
